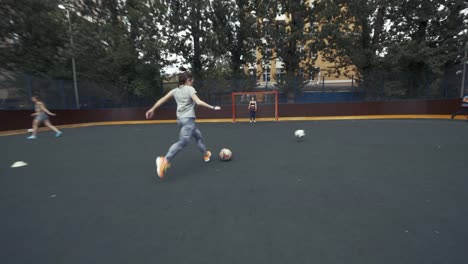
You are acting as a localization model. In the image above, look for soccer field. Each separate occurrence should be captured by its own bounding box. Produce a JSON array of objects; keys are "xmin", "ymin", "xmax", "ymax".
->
[{"xmin": 1, "ymin": 119, "xmax": 468, "ymax": 264}]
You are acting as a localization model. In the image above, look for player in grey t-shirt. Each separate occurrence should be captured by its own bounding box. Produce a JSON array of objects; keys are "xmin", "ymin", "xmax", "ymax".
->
[
  {"xmin": 173, "ymin": 85, "xmax": 197, "ymax": 118},
  {"xmin": 145, "ymin": 69, "xmax": 221, "ymax": 178}
]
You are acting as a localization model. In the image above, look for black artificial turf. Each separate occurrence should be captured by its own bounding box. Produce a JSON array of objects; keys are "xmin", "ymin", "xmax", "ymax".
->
[{"xmin": 1, "ymin": 119, "xmax": 468, "ymax": 264}]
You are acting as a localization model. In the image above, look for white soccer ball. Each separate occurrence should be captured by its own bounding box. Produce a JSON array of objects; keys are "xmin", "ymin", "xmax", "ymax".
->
[
  {"xmin": 219, "ymin": 148, "xmax": 232, "ymax": 161},
  {"xmin": 294, "ymin": 129, "xmax": 305, "ymax": 138}
]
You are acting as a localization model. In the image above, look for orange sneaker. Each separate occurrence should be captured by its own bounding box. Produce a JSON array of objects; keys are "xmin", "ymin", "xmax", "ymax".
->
[
  {"xmin": 156, "ymin": 156, "xmax": 170, "ymax": 178},
  {"xmin": 203, "ymin": 151, "xmax": 212, "ymax": 162}
]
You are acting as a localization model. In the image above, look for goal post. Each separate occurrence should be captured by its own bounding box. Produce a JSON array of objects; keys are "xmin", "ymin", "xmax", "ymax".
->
[{"xmin": 231, "ymin": 91, "xmax": 279, "ymax": 122}]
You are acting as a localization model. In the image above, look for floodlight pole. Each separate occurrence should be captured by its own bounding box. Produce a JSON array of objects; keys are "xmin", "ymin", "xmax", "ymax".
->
[
  {"xmin": 59, "ymin": 4, "xmax": 80, "ymax": 109},
  {"xmin": 461, "ymin": 42, "xmax": 467, "ymax": 98}
]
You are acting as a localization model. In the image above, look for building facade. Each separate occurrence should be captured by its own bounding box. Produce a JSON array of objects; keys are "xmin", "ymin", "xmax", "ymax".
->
[{"xmin": 247, "ymin": 4, "xmax": 357, "ymax": 90}]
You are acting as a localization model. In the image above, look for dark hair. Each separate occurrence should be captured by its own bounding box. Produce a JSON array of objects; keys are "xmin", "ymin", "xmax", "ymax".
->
[{"xmin": 178, "ymin": 66, "xmax": 192, "ymax": 85}]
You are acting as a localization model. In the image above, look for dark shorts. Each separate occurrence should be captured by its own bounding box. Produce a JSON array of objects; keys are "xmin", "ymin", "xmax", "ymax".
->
[{"xmin": 250, "ymin": 110, "xmax": 256, "ymax": 118}]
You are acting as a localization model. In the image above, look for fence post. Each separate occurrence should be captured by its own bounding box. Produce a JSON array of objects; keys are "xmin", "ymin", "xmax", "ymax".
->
[
  {"xmin": 26, "ymin": 74, "xmax": 32, "ymax": 109},
  {"xmin": 442, "ymin": 67, "xmax": 448, "ymax": 97},
  {"xmin": 424, "ymin": 72, "xmax": 430, "ymax": 98},
  {"xmin": 380, "ymin": 73, "xmax": 385, "ymax": 98},
  {"xmin": 461, "ymin": 42, "xmax": 467, "ymax": 97},
  {"xmin": 58, "ymin": 79, "xmax": 66, "ymax": 108},
  {"xmin": 322, "ymin": 75, "xmax": 325, "ymax": 93}
]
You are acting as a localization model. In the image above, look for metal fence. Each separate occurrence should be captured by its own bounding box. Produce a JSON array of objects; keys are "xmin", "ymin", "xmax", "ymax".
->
[
  {"xmin": 0, "ymin": 73, "xmax": 157, "ymax": 110},
  {"xmin": 1, "ymin": 64, "xmax": 466, "ymax": 110}
]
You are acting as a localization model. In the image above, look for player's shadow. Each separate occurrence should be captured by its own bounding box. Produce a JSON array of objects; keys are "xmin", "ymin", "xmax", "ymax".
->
[{"xmin": 294, "ymin": 137, "xmax": 306, "ymax": 143}]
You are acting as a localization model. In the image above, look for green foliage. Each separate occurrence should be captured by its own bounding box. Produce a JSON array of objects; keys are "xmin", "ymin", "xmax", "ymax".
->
[
  {"xmin": 314, "ymin": 0, "xmax": 466, "ymax": 72},
  {"xmin": 164, "ymin": 0, "xmax": 213, "ymax": 80},
  {"xmin": 384, "ymin": 0, "xmax": 467, "ymax": 73},
  {"xmin": 314, "ymin": 0, "xmax": 467, "ymax": 97},
  {"xmin": 210, "ymin": 0, "xmax": 257, "ymax": 78},
  {"xmin": 314, "ymin": 0, "xmax": 387, "ymax": 73},
  {"xmin": 1, "ymin": 0, "xmax": 466, "ymax": 102},
  {"xmin": 260, "ymin": 0, "xmax": 319, "ymax": 94},
  {"xmin": 0, "ymin": 0, "xmax": 166, "ymax": 101},
  {"xmin": 0, "ymin": 0, "xmax": 67, "ymax": 76}
]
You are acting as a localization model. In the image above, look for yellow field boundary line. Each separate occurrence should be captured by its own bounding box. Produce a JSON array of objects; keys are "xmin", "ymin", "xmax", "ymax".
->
[{"xmin": 0, "ymin": 114, "xmax": 458, "ymax": 137}]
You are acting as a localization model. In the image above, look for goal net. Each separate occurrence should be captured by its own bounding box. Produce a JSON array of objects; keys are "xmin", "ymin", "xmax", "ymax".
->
[{"xmin": 231, "ymin": 91, "xmax": 279, "ymax": 122}]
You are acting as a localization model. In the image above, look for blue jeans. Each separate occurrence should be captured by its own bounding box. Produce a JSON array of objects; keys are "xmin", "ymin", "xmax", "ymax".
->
[{"xmin": 165, "ymin": 118, "xmax": 207, "ymax": 161}]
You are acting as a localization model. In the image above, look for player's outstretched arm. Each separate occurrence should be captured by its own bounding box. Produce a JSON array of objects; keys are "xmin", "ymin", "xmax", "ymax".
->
[
  {"xmin": 191, "ymin": 94, "xmax": 220, "ymax": 110},
  {"xmin": 146, "ymin": 91, "xmax": 174, "ymax": 119}
]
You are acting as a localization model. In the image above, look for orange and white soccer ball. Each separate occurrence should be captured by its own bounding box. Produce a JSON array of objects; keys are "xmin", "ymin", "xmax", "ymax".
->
[{"xmin": 219, "ymin": 148, "xmax": 232, "ymax": 161}]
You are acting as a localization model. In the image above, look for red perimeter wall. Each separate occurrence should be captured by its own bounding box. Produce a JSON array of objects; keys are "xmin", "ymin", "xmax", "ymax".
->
[{"xmin": 0, "ymin": 99, "xmax": 461, "ymax": 131}]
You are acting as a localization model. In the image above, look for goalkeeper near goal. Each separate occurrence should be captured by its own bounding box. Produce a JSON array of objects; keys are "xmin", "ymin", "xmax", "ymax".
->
[{"xmin": 248, "ymin": 96, "xmax": 257, "ymax": 123}]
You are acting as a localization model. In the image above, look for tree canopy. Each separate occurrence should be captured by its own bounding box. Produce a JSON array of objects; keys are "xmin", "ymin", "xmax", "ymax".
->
[{"xmin": 1, "ymin": 0, "xmax": 466, "ymax": 100}]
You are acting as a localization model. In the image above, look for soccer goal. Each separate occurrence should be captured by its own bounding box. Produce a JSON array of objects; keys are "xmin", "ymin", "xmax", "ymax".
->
[{"xmin": 231, "ymin": 91, "xmax": 279, "ymax": 122}]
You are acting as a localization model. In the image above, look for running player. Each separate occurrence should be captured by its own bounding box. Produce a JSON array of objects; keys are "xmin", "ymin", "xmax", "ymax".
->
[
  {"xmin": 451, "ymin": 95, "xmax": 468, "ymax": 120},
  {"xmin": 145, "ymin": 68, "xmax": 221, "ymax": 178},
  {"xmin": 27, "ymin": 96, "xmax": 63, "ymax": 139}
]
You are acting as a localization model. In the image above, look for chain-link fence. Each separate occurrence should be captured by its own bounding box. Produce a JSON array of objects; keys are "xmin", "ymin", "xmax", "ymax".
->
[
  {"xmin": 356, "ymin": 66, "xmax": 465, "ymax": 101},
  {"xmin": 1, "ymin": 64, "xmax": 466, "ymax": 110},
  {"xmin": 0, "ymin": 73, "xmax": 159, "ymax": 109}
]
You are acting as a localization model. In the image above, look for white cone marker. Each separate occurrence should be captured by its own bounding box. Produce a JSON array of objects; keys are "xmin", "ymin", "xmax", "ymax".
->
[{"xmin": 11, "ymin": 161, "xmax": 28, "ymax": 168}]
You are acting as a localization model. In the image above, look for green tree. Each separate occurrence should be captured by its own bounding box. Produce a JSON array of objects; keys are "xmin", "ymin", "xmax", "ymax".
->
[
  {"xmin": 210, "ymin": 0, "xmax": 257, "ymax": 78},
  {"xmin": 383, "ymin": 0, "xmax": 467, "ymax": 97},
  {"xmin": 165, "ymin": 0, "xmax": 213, "ymax": 82},
  {"xmin": 384, "ymin": 0, "xmax": 467, "ymax": 72},
  {"xmin": 313, "ymin": 0, "xmax": 467, "ymax": 98},
  {"xmin": 1, "ymin": 0, "xmax": 168, "ymax": 105},
  {"xmin": 72, "ymin": 0, "xmax": 167, "ymax": 100},
  {"xmin": 258, "ymin": 0, "xmax": 318, "ymax": 99},
  {"xmin": 208, "ymin": 0, "xmax": 257, "ymax": 92},
  {"xmin": 273, "ymin": 0, "xmax": 317, "ymax": 98},
  {"xmin": 313, "ymin": 0, "xmax": 388, "ymax": 75},
  {"xmin": 0, "ymin": 0, "xmax": 67, "ymax": 76}
]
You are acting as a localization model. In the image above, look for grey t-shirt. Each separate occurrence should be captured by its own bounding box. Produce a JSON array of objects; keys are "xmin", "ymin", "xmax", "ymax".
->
[{"xmin": 171, "ymin": 85, "xmax": 197, "ymax": 118}]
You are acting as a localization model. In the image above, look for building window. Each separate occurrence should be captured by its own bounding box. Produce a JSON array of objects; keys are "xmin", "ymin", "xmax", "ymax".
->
[
  {"xmin": 276, "ymin": 67, "xmax": 285, "ymax": 82},
  {"xmin": 263, "ymin": 66, "xmax": 271, "ymax": 82}
]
